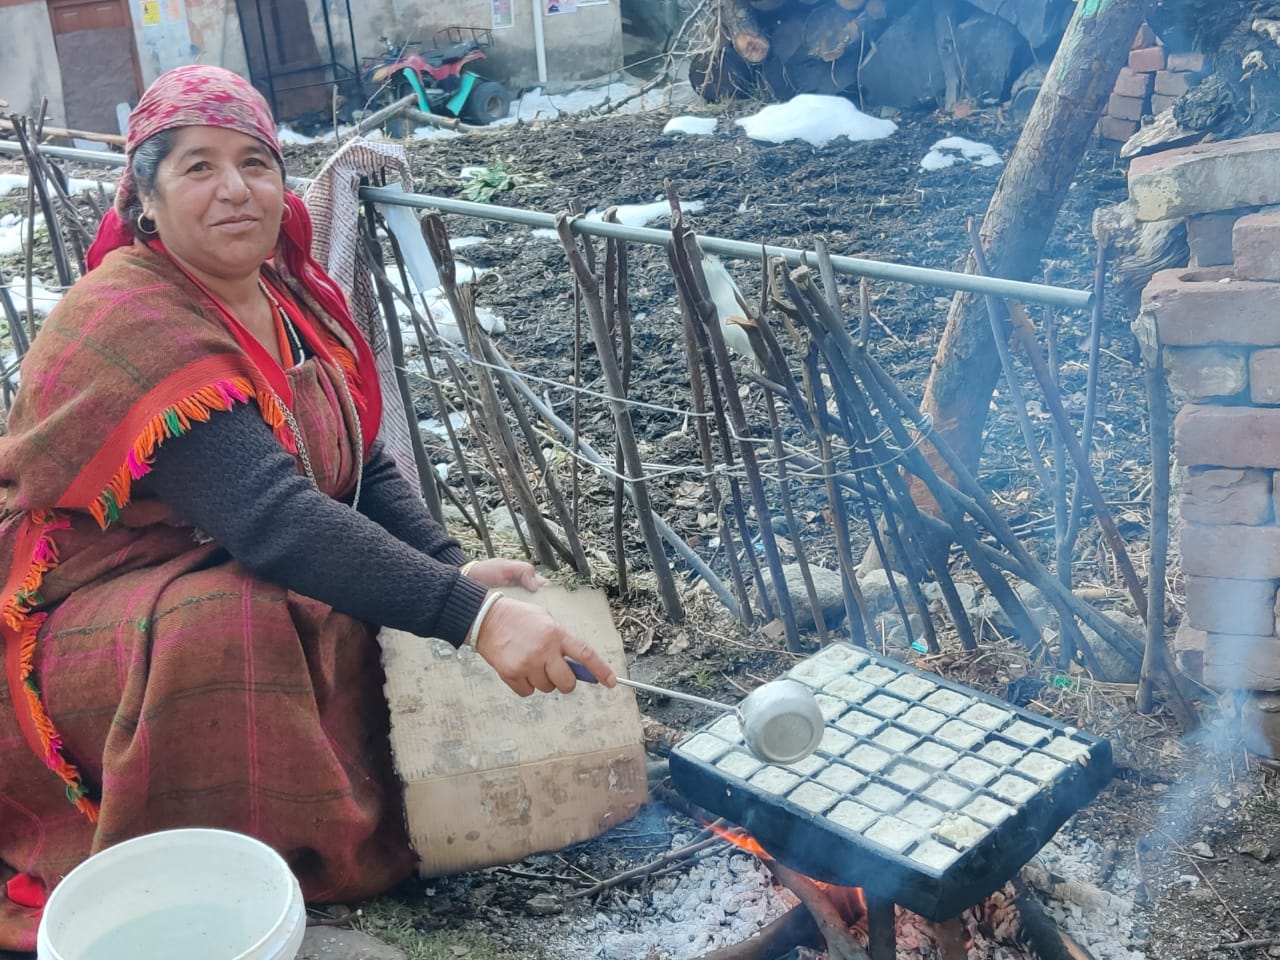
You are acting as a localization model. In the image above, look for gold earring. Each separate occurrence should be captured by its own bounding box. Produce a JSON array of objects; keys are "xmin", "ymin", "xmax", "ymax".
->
[{"xmin": 136, "ymin": 212, "xmax": 158, "ymax": 236}]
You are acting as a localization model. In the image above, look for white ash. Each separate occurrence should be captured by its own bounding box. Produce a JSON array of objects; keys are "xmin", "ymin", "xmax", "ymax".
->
[
  {"xmin": 553, "ymin": 838, "xmax": 798, "ymax": 959},
  {"xmin": 1024, "ymin": 833, "xmax": 1147, "ymax": 960}
]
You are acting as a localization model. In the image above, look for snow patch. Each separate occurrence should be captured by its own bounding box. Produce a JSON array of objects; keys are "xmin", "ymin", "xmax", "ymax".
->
[
  {"xmin": 0, "ymin": 173, "xmax": 114, "ymax": 198},
  {"xmin": 920, "ymin": 136, "xmax": 1003, "ymax": 171},
  {"xmin": 735, "ymin": 95, "xmax": 896, "ymax": 148},
  {"xmin": 530, "ymin": 198, "xmax": 706, "ymax": 239},
  {"xmin": 663, "ymin": 115, "xmax": 717, "ymax": 136},
  {"xmin": 1, "ymin": 276, "xmax": 63, "ymax": 316}
]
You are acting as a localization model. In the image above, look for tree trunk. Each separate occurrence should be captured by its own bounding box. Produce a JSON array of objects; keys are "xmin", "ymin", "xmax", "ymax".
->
[
  {"xmin": 905, "ymin": 0, "xmax": 1149, "ymax": 528},
  {"xmin": 723, "ymin": 0, "xmax": 772, "ymax": 63}
]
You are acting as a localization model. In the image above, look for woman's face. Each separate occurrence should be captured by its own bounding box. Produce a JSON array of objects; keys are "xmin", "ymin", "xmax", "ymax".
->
[{"xmin": 141, "ymin": 125, "xmax": 284, "ymax": 284}]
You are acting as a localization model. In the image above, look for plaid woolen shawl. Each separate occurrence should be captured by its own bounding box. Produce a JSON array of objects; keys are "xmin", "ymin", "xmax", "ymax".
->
[
  {"xmin": 0, "ymin": 240, "xmax": 412, "ymax": 951},
  {"xmin": 0, "ymin": 234, "xmax": 381, "ymax": 818}
]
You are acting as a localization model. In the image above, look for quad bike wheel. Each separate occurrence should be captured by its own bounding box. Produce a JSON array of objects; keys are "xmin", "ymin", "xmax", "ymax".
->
[{"xmin": 462, "ymin": 80, "xmax": 511, "ymax": 124}]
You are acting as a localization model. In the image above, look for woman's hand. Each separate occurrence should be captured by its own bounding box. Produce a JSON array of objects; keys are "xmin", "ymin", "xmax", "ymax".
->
[
  {"xmin": 464, "ymin": 558, "xmax": 549, "ymax": 591},
  {"xmin": 473, "ymin": 595, "xmax": 617, "ymax": 697}
]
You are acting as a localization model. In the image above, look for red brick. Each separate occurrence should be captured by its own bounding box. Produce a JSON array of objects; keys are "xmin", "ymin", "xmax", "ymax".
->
[
  {"xmin": 1167, "ymin": 51, "xmax": 1207, "ymax": 73},
  {"xmin": 1150, "ymin": 93, "xmax": 1180, "ymax": 115},
  {"xmin": 1176, "ymin": 405, "xmax": 1280, "ymax": 468},
  {"xmin": 1154, "ymin": 70, "xmax": 1193, "ymax": 97},
  {"xmin": 1132, "ymin": 22, "xmax": 1158, "ymax": 48},
  {"xmin": 1114, "ymin": 67, "xmax": 1154, "ymax": 98},
  {"xmin": 1164, "ymin": 346, "xmax": 1247, "ymax": 400},
  {"xmin": 1187, "ymin": 211, "xmax": 1242, "ymax": 267},
  {"xmin": 1173, "ymin": 620, "xmax": 1205, "ymax": 683},
  {"xmin": 1204, "ymin": 634, "xmax": 1280, "ymax": 690},
  {"xmin": 1098, "ymin": 116, "xmax": 1138, "ymax": 143},
  {"xmin": 1141, "ymin": 268, "xmax": 1280, "ymax": 346},
  {"xmin": 1129, "ymin": 131, "xmax": 1280, "ymax": 221},
  {"xmin": 1251, "ymin": 349, "xmax": 1280, "ymax": 404},
  {"xmin": 1107, "ymin": 93, "xmax": 1146, "ymax": 121},
  {"xmin": 1129, "ymin": 45, "xmax": 1167, "ymax": 72},
  {"xmin": 1186, "ymin": 575, "xmax": 1279, "ymax": 635},
  {"xmin": 1183, "ymin": 467, "xmax": 1273, "ymax": 525},
  {"xmin": 1233, "ymin": 209, "xmax": 1280, "ymax": 281},
  {"xmin": 1182, "ymin": 523, "xmax": 1280, "ymax": 578}
]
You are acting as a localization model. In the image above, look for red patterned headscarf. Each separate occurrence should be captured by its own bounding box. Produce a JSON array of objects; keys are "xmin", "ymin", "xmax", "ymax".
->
[{"xmin": 83, "ymin": 64, "xmax": 381, "ymax": 455}]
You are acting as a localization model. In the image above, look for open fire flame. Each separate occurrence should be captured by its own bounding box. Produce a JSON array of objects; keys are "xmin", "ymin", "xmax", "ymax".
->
[{"xmin": 708, "ymin": 821, "xmax": 868, "ymax": 925}]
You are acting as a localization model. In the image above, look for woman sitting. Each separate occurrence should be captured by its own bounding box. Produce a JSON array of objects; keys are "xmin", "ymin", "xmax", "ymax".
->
[{"xmin": 0, "ymin": 64, "xmax": 615, "ymax": 953}]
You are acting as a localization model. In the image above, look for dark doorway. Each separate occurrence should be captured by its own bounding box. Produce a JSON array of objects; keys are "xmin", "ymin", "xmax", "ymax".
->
[{"xmin": 47, "ymin": 0, "xmax": 142, "ymax": 133}]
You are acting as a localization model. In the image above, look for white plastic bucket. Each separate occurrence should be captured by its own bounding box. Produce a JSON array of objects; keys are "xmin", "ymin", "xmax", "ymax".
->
[{"xmin": 36, "ymin": 827, "xmax": 306, "ymax": 960}]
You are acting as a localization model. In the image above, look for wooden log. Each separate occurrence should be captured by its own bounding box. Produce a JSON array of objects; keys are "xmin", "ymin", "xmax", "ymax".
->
[
  {"xmin": 689, "ymin": 46, "xmax": 757, "ymax": 101},
  {"xmin": 700, "ymin": 905, "xmax": 822, "ymax": 959},
  {"xmin": 722, "ymin": 0, "xmax": 771, "ymax": 63},
  {"xmin": 786, "ymin": 47, "xmax": 862, "ymax": 92},
  {"xmin": 769, "ymin": 11, "xmax": 810, "ymax": 62},
  {"xmin": 902, "ymin": 0, "xmax": 1148, "ymax": 557},
  {"xmin": 353, "ymin": 93, "xmax": 418, "ymax": 136},
  {"xmin": 37, "ymin": 125, "xmax": 125, "ymax": 147},
  {"xmin": 803, "ymin": 2, "xmax": 859, "ymax": 61}
]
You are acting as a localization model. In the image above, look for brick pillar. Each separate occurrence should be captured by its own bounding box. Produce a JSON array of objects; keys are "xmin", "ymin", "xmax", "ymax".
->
[{"xmin": 1131, "ymin": 133, "xmax": 1280, "ymax": 757}]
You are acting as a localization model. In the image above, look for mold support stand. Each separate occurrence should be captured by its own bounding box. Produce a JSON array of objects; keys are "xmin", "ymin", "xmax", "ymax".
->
[{"xmin": 865, "ymin": 895, "xmax": 897, "ymax": 960}]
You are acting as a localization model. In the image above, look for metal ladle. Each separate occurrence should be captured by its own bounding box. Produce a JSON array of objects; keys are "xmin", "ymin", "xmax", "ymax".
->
[{"xmin": 568, "ymin": 660, "xmax": 825, "ymax": 765}]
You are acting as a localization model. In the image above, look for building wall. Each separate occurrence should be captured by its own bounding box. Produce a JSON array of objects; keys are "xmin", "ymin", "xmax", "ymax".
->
[
  {"xmin": 0, "ymin": 0, "xmax": 67, "ymax": 124},
  {"xmin": 0, "ymin": 0, "xmax": 620, "ymax": 126}
]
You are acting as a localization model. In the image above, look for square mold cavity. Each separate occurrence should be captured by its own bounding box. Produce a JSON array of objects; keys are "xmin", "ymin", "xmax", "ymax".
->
[
  {"xmin": 845, "ymin": 743, "xmax": 893, "ymax": 773},
  {"xmin": 959, "ymin": 702, "xmax": 1013, "ymax": 731},
  {"xmin": 934, "ymin": 814, "xmax": 989, "ymax": 851},
  {"xmin": 789, "ymin": 656, "xmax": 850, "ymax": 688},
  {"xmin": 824, "ymin": 675, "xmax": 876, "ymax": 703},
  {"xmin": 909, "ymin": 741, "xmax": 960, "ymax": 771},
  {"xmin": 873, "ymin": 725, "xmax": 919, "ymax": 753},
  {"xmin": 897, "ymin": 799, "xmax": 945, "ymax": 829},
  {"xmin": 816, "ymin": 763, "xmax": 867, "ymax": 793},
  {"xmin": 964, "ymin": 794, "xmax": 1015, "ymax": 827},
  {"xmin": 884, "ymin": 762, "xmax": 931, "ymax": 792},
  {"xmin": 976, "ymin": 741, "xmax": 1022, "ymax": 767},
  {"xmin": 922, "ymin": 689, "xmax": 972, "ymax": 714},
  {"xmin": 786, "ymin": 753, "xmax": 827, "ymax": 777},
  {"xmin": 708, "ymin": 715, "xmax": 746, "ymax": 742},
  {"xmin": 863, "ymin": 694, "xmax": 909, "ymax": 719},
  {"xmin": 1001, "ymin": 719, "xmax": 1050, "ymax": 747},
  {"xmin": 949, "ymin": 756, "xmax": 999, "ymax": 786},
  {"xmin": 789, "ymin": 780, "xmax": 840, "ymax": 813},
  {"xmin": 898, "ymin": 706, "xmax": 946, "ymax": 734},
  {"xmin": 935, "ymin": 720, "xmax": 985, "ymax": 750},
  {"xmin": 828, "ymin": 800, "xmax": 878, "ymax": 833},
  {"xmin": 819, "ymin": 727, "xmax": 856, "ymax": 756},
  {"xmin": 922, "ymin": 778, "xmax": 971, "ymax": 809},
  {"xmin": 1015, "ymin": 753, "xmax": 1069, "ymax": 783},
  {"xmin": 855, "ymin": 782, "xmax": 906, "ymax": 812},
  {"xmin": 864, "ymin": 816, "xmax": 920, "ymax": 853},
  {"xmin": 835, "ymin": 711, "xmax": 883, "ymax": 738},
  {"xmin": 716, "ymin": 750, "xmax": 764, "ymax": 780},
  {"xmin": 680, "ymin": 733, "xmax": 731, "ymax": 762},
  {"xmin": 909, "ymin": 839, "xmax": 961, "ymax": 872},
  {"xmin": 990, "ymin": 773, "xmax": 1039, "ymax": 805},
  {"xmin": 858, "ymin": 663, "xmax": 900, "ymax": 687},
  {"xmin": 815, "ymin": 694, "xmax": 850, "ymax": 720},
  {"xmin": 750, "ymin": 766, "xmax": 803, "ymax": 795},
  {"xmin": 812, "ymin": 642, "xmax": 871, "ymax": 670},
  {"xmin": 885, "ymin": 673, "xmax": 938, "ymax": 700}
]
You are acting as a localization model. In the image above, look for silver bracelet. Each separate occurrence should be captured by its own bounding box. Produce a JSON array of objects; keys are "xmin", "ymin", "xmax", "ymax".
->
[{"xmin": 464, "ymin": 590, "xmax": 504, "ymax": 651}]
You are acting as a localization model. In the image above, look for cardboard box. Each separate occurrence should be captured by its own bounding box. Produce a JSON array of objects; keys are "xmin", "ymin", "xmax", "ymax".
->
[{"xmin": 380, "ymin": 584, "xmax": 647, "ymax": 876}]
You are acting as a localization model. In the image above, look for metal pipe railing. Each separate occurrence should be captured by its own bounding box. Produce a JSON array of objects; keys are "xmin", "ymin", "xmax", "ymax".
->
[{"xmin": 0, "ymin": 140, "xmax": 1093, "ymax": 309}]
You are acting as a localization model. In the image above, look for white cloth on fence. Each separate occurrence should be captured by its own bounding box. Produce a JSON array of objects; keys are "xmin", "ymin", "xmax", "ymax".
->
[{"xmin": 302, "ymin": 138, "xmax": 420, "ymax": 486}]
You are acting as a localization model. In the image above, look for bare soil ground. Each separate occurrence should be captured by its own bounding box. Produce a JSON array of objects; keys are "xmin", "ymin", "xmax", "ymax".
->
[{"xmin": 287, "ymin": 99, "xmax": 1280, "ymax": 959}]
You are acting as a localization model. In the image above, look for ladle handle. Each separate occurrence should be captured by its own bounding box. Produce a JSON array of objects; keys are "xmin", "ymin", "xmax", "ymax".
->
[{"xmin": 566, "ymin": 659, "xmax": 737, "ymax": 714}]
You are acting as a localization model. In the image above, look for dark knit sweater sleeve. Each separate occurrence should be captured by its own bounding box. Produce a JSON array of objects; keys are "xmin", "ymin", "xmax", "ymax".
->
[
  {"xmin": 138, "ymin": 403, "xmax": 487, "ymax": 647},
  {"xmin": 356, "ymin": 442, "xmax": 469, "ymax": 567}
]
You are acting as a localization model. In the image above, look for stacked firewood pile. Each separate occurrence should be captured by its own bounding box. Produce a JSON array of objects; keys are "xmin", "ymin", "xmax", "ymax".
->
[{"xmin": 689, "ymin": 0, "xmax": 1073, "ymax": 111}]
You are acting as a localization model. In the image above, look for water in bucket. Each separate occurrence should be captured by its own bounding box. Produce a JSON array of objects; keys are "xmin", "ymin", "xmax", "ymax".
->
[{"xmin": 37, "ymin": 828, "xmax": 306, "ymax": 960}]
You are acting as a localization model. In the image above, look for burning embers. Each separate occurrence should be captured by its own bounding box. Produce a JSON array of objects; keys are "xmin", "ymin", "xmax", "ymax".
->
[{"xmin": 669, "ymin": 644, "xmax": 1114, "ymax": 922}]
